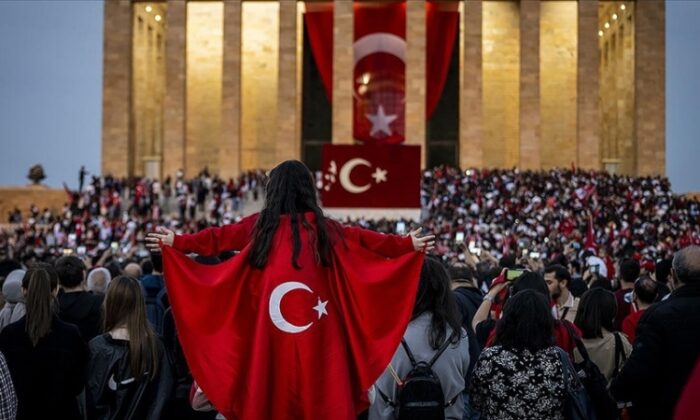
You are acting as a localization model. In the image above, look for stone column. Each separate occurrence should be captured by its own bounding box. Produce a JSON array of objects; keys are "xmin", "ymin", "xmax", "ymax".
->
[
  {"xmin": 332, "ymin": 0, "xmax": 354, "ymax": 144},
  {"xmin": 519, "ymin": 0, "xmax": 541, "ymax": 170},
  {"xmin": 102, "ymin": 0, "xmax": 132, "ymax": 177},
  {"xmin": 162, "ymin": 0, "xmax": 186, "ymax": 179},
  {"xmin": 576, "ymin": 0, "xmax": 600, "ymax": 170},
  {"xmin": 405, "ymin": 0, "xmax": 427, "ymax": 167},
  {"xmin": 220, "ymin": 0, "xmax": 242, "ymax": 179},
  {"xmin": 460, "ymin": 0, "xmax": 483, "ymax": 169},
  {"xmin": 635, "ymin": 1, "xmax": 665, "ymax": 176},
  {"xmin": 277, "ymin": 0, "xmax": 299, "ymax": 163}
]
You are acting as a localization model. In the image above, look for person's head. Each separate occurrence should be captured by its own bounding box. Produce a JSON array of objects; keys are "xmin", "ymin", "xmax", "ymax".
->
[
  {"xmin": 655, "ymin": 259, "xmax": 672, "ymax": 285},
  {"xmin": 86, "ymin": 268, "xmax": 111, "ymax": 295},
  {"xmin": 448, "ymin": 263, "xmax": 475, "ymax": 288},
  {"xmin": 633, "ymin": 275, "xmax": 658, "ymax": 306},
  {"xmin": 619, "ymin": 258, "xmax": 641, "ymax": 286},
  {"xmin": 103, "ymin": 276, "xmax": 158, "ymax": 380},
  {"xmin": 105, "ymin": 260, "xmax": 123, "ymax": 279},
  {"xmin": 2, "ymin": 269, "xmax": 26, "ymax": 304},
  {"xmin": 510, "ymin": 271, "xmax": 550, "ymax": 301},
  {"xmin": 414, "ymin": 256, "xmax": 462, "ymax": 349},
  {"xmin": 672, "ymin": 245, "xmax": 700, "ymax": 286},
  {"xmin": 589, "ymin": 278, "xmax": 613, "ymax": 291},
  {"xmin": 54, "ymin": 255, "xmax": 86, "ymax": 289},
  {"xmin": 493, "ymin": 290, "xmax": 554, "ymax": 353},
  {"xmin": 499, "ymin": 253, "xmax": 516, "ymax": 269},
  {"xmin": 574, "ymin": 288, "xmax": 617, "ymax": 339},
  {"xmin": 124, "ymin": 262, "xmax": 142, "ymax": 279},
  {"xmin": 21, "ymin": 263, "xmax": 59, "ymax": 346},
  {"xmin": 544, "ymin": 264, "xmax": 572, "ymax": 300},
  {"xmin": 248, "ymin": 160, "xmax": 336, "ymax": 270},
  {"xmin": 140, "ymin": 259, "xmax": 153, "ymax": 276}
]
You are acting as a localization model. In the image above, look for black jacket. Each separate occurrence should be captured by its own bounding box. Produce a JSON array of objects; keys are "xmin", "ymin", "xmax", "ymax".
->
[
  {"xmin": 58, "ymin": 290, "xmax": 104, "ymax": 340},
  {"xmin": 453, "ymin": 284, "xmax": 483, "ymax": 326},
  {"xmin": 610, "ymin": 283, "xmax": 700, "ymax": 420},
  {"xmin": 0, "ymin": 316, "xmax": 87, "ymax": 420},
  {"xmin": 86, "ymin": 333, "xmax": 174, "ymax": 420}
]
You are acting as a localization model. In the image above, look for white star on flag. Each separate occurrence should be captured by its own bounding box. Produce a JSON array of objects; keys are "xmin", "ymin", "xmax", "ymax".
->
[
  {"xmin": 365, "ymin": 105, "xmax": 397, "ymax": 138},
  {"xmin": 371, "ymin": 167, "xmax": 388, "ymax": 184},
  {"xmin": 313, "ymin": 297, "xmax": 328, "ymax": 319}
]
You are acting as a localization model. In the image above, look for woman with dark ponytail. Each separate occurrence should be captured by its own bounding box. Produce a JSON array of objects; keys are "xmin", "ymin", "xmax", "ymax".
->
[
  {"xmin": 0, "ymin": 263, "xmax": 87, "ymax": 420},
  {"xmin": 146, "ymin": 160, "xmax": 434, "ymax": 420}
]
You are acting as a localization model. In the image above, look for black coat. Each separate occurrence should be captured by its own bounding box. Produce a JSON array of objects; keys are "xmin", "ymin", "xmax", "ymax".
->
[
  {"xmin": 86, "ymin": 333, "xmax": 174, "ymax": 420},
  {"xmin": 58, "ymin": 290, "xmax": 104, "ymax": 340},
  {"xmin": 610, "ymin": 283, "xmax": 700, "ymax": 420},
  {"xmin": 0, "ymin": 316, "xmax": 87, "ymax": 420}
]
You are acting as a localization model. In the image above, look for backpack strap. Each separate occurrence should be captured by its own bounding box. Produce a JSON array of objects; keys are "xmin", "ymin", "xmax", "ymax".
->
[
  {"xmin": 560, "ymin": 320, "xmax": 592, "ymax": 362},
  {"xmin": 612, "ymin": 332, "xmax": 627, "ymax": 377},
  {"xmin": 400, "ymin": 339, "xmax": 419, "ymax": 368},
  {"xmin": 427, "ymin": 331, "xmax": 458, "ymax": 368},
  {"xmin": 375, "ymin": 386, "xmax": 396, "ymax": 408},
  {"xmin": 401, "ymin": 330, "xmax": 459, "ymax": 369}
]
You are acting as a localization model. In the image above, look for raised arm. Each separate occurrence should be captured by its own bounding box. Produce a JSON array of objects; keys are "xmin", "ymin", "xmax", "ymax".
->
[
  {"xmin": 147, "ymin": 215, "xmax": 257, "ymax": 256},
  {"xmin": 342, "ymin": 226, "xmax": 434, "ymax": 259}
]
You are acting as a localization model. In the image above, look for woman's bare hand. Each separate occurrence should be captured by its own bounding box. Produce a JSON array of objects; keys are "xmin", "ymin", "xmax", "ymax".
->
[
  {"xmin": 409, "ymin": 228, "xmax": 435, "ymax": 252},
  {"xmin": 145, "ymin": 227, "xmax": 175, "ymax": 251}
]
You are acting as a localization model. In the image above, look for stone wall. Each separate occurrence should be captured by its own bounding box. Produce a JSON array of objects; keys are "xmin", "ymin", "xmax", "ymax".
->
[{"xmin": 0, "ymin": 186, "xmax": 68, "ymax": 222}]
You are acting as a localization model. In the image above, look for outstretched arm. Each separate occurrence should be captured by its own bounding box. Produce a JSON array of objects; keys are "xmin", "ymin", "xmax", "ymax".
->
[
  {"xmin": 342, "ymin": 226, "xmax": 435, "ymax": 259},
  {"xmin": 147, "ymin": 216, "xmax": 256, "ymax": 256}
]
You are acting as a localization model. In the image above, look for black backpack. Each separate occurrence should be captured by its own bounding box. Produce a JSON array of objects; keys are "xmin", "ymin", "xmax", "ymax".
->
[
  {"xmin": 377, "ymin": 332, "xmax": 459, "ymax": 420},
  {"xmin": 562, "ymin": 321, "xmax": 615, "ymax": 420}
]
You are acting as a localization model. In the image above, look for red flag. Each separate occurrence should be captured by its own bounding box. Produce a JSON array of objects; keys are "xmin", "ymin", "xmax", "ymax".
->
[
  {"xmin": 584, "ymin": 214, "xmax": 597, "ymax": 251},
  {"xmin": 320, "ymin": 144, "xmax": 421, "ymax": 208},
  {"xmin": 162, "ymin": 213, "xmax": 424, "ymax": 419}
]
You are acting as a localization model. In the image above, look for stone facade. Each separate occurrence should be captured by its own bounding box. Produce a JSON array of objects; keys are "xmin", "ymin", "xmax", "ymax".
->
[
  {"xmin": 101, "ymin": 0, "xmax": 666, "ymax": 178},
  {"xmin": 101, "ymin": 0, "xmax": 131, "ymax": 177},
  {"xmin": 405, "ymin": 0, "xmax": 427, "ymax": 167}
]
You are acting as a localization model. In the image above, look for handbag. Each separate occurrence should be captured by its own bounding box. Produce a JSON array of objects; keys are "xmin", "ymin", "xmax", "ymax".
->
[{"xmin": 556, "ymin": 347, "xmax": 598, "ymax": 420}]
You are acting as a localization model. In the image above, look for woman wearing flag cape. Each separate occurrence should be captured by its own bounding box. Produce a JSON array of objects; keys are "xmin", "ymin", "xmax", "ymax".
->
[{"xmin": 146, "ymin": 160, "xmax": 434, "ymax": 420}]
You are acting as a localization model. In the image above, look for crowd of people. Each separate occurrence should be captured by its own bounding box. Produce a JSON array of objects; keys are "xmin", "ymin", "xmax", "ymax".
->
[{"xmin": 0, "ymin": 164, "xmax": 699, "ymax": 420}]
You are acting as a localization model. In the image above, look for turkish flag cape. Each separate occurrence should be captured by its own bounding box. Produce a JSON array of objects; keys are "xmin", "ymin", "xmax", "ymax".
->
[{"xmin": 161, "ymin": 214, "xmax": 423, "ymax": 419}]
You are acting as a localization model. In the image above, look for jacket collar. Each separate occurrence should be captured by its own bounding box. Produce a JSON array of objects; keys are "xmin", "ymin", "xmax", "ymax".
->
[{"xmin": 670, "ymin": 282, "xmax": 700, "ymax": 299}]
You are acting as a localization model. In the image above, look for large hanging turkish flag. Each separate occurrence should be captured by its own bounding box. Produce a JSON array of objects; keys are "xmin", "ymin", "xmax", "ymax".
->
[
  {"xmin": 304, "ymin": 1, "xmax": 458, "ymax": 143},
  {"xmin": 353, "ymin": 2, "xmax": 406, "ymax": 144}
]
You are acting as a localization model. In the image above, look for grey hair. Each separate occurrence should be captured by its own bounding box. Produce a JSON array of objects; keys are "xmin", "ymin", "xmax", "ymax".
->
[
  {"xmin": 87, "ymin": 268, "xmax": 111, "ymax": 295},
  {"xmin": 672, "ymin": 245, "xmax": 700, "ymax": 284}
]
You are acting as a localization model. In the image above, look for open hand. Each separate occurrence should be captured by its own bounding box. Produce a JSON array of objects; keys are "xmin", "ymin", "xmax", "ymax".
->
[
  {"xmin": 409, "ymin": 228, "xmax": 435, "ymax": 252},
  {"xmin": 145, "ymin": 227, "xmax": 175, "ymax": 251}
]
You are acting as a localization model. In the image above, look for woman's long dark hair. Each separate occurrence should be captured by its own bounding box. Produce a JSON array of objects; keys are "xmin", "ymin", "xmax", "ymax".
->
[
  {"xmin": 22, "ymin": 263, "xmax": 58, "ymax": 346},
  {"xmin": 494, "ymin": 290, "xmax": 555, "ymax": 353},
  {"xmin": 104, "ymin": 276, "xmax": 159, "ymax": 380},
  {"xmin": 574, "ymin": 288, "xmax": 617, "ymax": 339},
  {"xmin": 413, "ymin": 256, "xmax": 462, "ymax": 349},
  {"xmin": 248, "ymin": 160, "xmax": 336, "ymax": 269}
]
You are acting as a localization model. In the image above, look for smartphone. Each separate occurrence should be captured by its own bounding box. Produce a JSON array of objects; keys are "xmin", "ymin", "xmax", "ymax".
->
[
  {"xmin": 396, "ymin": 222, "xmax": 406, "ymax": 235},
  {"xmin": 76, "ymin": 246, "xmax": 86, "ymax": 256},
  {"xmin": 455, "ymin": 232, "xmax": 465, "ymax": 243},
  {"xmin": 62, "ymin": 248, "xmax": 73, "ymax": 256},
  {"xmin": 530, "ymin": 252, "xmax": 540, "ymax": 259},
  {"xmin": 522, "ymin": 249, "xmax": 529, "ymax": 256},
  {"xmin": 506, "ymin": 269, "xmax": 525, "ymax": 281},
  {"xmin": 110, "ymin": 242, "xmax": 118, "ymax": 252}
]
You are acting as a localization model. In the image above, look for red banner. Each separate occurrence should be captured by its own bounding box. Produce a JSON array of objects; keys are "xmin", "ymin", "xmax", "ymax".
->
[{"xmin": 320, "ymin": 144, "xmax": 421, "ymax": 208}]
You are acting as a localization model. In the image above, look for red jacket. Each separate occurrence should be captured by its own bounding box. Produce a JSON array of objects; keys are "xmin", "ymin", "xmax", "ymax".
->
[{"xmin": 622, "ymin": 309, "xmax": 645, "ymax": 343}]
